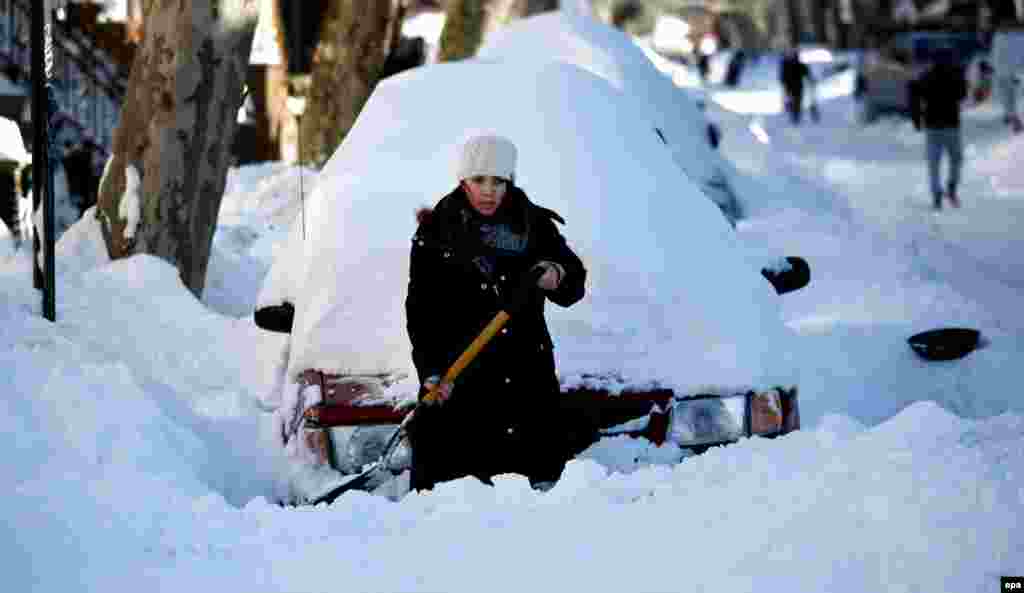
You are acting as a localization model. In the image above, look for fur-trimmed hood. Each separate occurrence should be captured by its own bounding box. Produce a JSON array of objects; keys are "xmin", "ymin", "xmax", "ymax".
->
[{"xmin": 413, "ymin": 185, "xmax": 565, "ymax": 236}]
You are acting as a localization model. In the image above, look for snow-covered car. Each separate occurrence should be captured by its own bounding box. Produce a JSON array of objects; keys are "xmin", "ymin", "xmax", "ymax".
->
[
  {"xmin": 258, "ymin": 58, "xmax": 801, "ymax": 503},
  {"xmin": 477, "ymin": 12, "xmax": 746, "ymax": 225}
]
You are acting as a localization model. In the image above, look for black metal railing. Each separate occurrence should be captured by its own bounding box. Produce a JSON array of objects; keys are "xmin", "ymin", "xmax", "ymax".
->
[{"xmin": 0, "ymin": 0, "xmax": 127, "ymax": 156}]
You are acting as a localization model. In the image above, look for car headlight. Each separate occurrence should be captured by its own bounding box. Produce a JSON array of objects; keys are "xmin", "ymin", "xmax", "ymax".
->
[
  {"xmin": 667, "ymin": 389, "xmax": 789, "ymax": 449},
  {"xmin": 327, "ymin": 425, "xmax": 399, "ymax": 474},
  {"xmin": 667, "ymin": 395, "xmax": 746, "ymax": 447}
]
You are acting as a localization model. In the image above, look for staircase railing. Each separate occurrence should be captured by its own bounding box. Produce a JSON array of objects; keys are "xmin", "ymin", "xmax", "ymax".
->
[{"xmin": 0, "ymin": 0, "xmax": 127, "ymax": 156}]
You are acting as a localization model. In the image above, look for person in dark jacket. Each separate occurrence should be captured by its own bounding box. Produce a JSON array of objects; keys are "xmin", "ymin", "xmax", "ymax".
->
[
  {"xmin": 405, "ymin": 134, "xmax": 587, "ymax": 491},
  {"xmin": 990, "ymin": 6, "xmax": 1024, "ymax": 132},
  {"xmin": 779, "ymin": 49, "xmax": 813, "ymax": 124},
  {"xmin": 908, "ymin": 46, "xmax": 968, "ymax": 210}
]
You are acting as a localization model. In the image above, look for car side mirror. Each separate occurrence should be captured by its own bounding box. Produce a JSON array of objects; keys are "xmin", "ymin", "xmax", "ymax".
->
[
  {"xmin": 761, "ymin": 256, "xmax": 811, "ymax": 295},
  {"xmin": 254, "ymin": 302, "xmax": 295, "ymax": 333}
]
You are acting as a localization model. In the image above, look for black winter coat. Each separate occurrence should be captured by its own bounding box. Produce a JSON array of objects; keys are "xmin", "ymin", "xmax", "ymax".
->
[
  {"xmin": 405, "ymin": 185, "xmax": 586, "ymax": 489},
  {"xmin": 909, "ymin": 63, "xmax": 967, "ymax": 130}
]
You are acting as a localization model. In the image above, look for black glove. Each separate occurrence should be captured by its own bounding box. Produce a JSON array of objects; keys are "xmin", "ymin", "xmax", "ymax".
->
[
  {"xmin": 533, "ymin": 261, "xmax": 565, "ymax": 292},
  {"xmin": 420, "ymin": 375, "xmax": 453, "ymax": 406}
]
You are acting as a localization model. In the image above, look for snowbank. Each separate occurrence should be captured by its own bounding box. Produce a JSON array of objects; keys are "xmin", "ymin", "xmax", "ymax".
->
[
  {"xmin": 211, "ymin": 163, "xmax": 319, "ymax": 316},
  {"xmin": 0, "ymin": 115, "xmax": 29, "ymax": 163},
  {"xmin": 975, "ymin": 131, "xmax": 1024, "ymax": 196}
]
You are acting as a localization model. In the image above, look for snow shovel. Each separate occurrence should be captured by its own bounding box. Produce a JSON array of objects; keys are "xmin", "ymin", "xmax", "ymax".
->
[{"xmin": 309, "ymin": 266, "xmax": 547, "ymax": 505}]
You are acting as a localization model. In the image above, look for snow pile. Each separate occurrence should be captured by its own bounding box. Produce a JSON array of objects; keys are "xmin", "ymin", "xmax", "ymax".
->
[
  {"xmin": 287, "ymin": 58, "xmax": 795, "ymax": 395},
  {"xmin": 207, "ymin": 163, "xmax": 318, "ymax": 317},
  {"xmin": 975, "ymin": 130, "xmax": 1024, "ymax": 196},
  {"xmin": 119, "ymin": 165, "xmax": 141, "ymax": 240},
  {"xmin": 0, "ymin": 115, "xmax": 29, "ymax": 162},
  {"xmin": 52, "ymin": 207, "xmax": 111, "ymax": 274},
  {"xmin": 402, "ymin": 10, "xmax": 446, "ymax": 64},
  {"xmin": 218, "ymin": 161, "xmax": 317, "ymax": 231},
  {"xmin": 3, "ymin": 308, "xmax": 1020, "ymax": 593}
]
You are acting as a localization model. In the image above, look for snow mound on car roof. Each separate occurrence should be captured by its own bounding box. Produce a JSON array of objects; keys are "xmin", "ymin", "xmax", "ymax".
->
[
  {"xmin": 286, "ymin": 59, "xmax": 796, "ymax": 394},
  {"xmin": 480, "ymin": 12, "xmax": 708, "ymax": 145},
  {"xmin": 477, "ymin": 13, "xmax": 730, "ymax": 212}
]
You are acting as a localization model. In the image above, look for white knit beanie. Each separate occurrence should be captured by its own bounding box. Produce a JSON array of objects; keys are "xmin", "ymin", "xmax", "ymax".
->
[{"xmin": 455, "ymin": 134, "xmax": 517, "ymax": 182}]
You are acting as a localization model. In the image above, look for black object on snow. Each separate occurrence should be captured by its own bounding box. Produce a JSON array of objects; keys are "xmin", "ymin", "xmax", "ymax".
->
[
  {"xmin": 907, "ymin": 327, "xmax": 981, "ymax": 361},
  {"xmin": 761, "ymin": 256, "xmax": 811, "ymax": 295},
  {"xmin": 254, "ymin": 302, "xmax": 295, "ymax": 334},
  {"xmin": 707, "ymin": 122, "xmax": 721, "ymax": 149}
]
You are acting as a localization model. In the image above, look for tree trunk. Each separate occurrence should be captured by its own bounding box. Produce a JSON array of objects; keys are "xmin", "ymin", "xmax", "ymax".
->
[
  {"xmin": 850, "ymin": 0, "xmax": 868, "ymax": 49},
  {"xmin": 877, "ymin": 0, "xmax": 892, "ymax": 21},
  {"xmin": 440, "ymin": 0, "xmax": 553, "ymax": 63},
  {"xmin": 809, "ymin": 0, "xmax": 828, "ymax": 44},
  {"xmin": 438, "ymin": 0, "xmax": 486, "ymax": 62},
  {"xmin": 387, "ymin": 0, "xmax": 407, "ymax": 58},
  {"xmin": 785, "ymin": 0, "xmax": 802, "ymax": 46},
  {"xmin": 95, "ymin": 0, "xmax": 259, "ymax": 298},
  {"xmin": 298, "ymin": 0, "xmax": 393, "ymax": 166}
]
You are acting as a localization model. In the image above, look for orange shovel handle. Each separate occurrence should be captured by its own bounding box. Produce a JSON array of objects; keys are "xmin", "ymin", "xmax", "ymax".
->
[{"xmin": 422, "ymin": 310, "xmax": 511, "ymax": 404}]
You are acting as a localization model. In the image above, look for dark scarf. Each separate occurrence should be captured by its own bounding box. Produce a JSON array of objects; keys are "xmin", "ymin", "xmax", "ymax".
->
[{"xmin": 457, "ymin": 188, "xmax": 531, "ymax": 280}]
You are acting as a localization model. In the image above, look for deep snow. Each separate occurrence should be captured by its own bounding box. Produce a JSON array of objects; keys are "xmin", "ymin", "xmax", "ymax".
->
[{"xmin": 1, "ymin": 11, "xmax": 1022, "ymax": 593}]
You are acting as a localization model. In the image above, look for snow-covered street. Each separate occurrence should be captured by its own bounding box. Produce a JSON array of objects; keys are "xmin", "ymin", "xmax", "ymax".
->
[
  {"xmin": 701, "ymin": 65, "xmax": 1024, "ymax": 426},
  {"xmin": 2, "ymin": 12, "xmax": 1022, "ymax": 593},
  {"xmin": 719, "ymin": 81, "xmax": 1024, "ymax": 319}
]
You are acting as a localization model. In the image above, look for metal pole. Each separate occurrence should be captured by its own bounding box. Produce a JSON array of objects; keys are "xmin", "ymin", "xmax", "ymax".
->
[
  {"xmin": 30, "ymin": 0, "xmax": 46, "ymax": 293},
  {"xmin": 30, "ymin": 0, "xmax": 55, "ymax": 321},
  {"xmin": 44, "ymin": 11, "xmax": 56, "ymax": 322}
]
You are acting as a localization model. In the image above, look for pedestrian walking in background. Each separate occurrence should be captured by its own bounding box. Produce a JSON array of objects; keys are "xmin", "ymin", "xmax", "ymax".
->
[
  {"xmin": 908, "ymin": 46, "xmax": 967, "ymax": 210},
  {"xmin": 779, "ymin": 49, "xmax": 813, "ymax": 125},
  {"xmin": 808, "ymin": 79, "xmax": 821, "ymax": 123},
  {"xmin": 990, "ymin": 4, "xmax": 1024, "ymax": 132}
]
